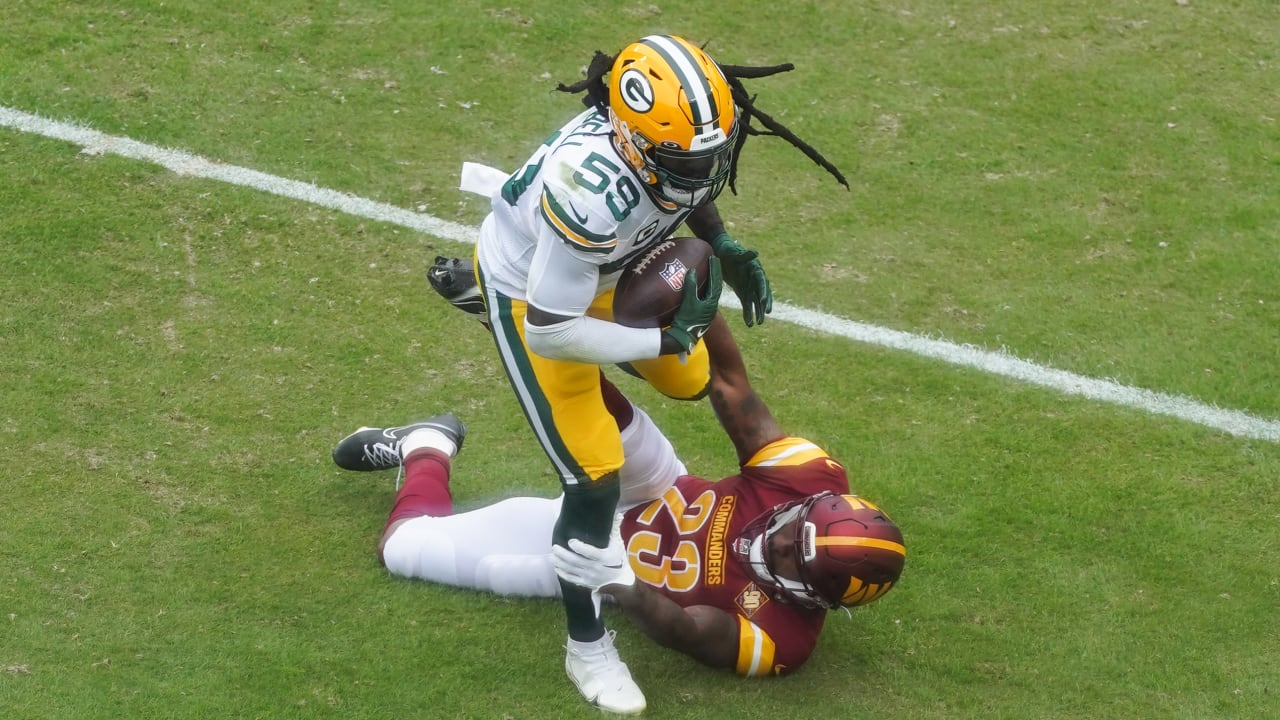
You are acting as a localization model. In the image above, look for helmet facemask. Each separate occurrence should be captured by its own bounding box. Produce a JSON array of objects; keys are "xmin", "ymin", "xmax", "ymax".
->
[
  {"xmin": 740, "ymin": 495, "xmax": 835, "ymax": 609},
  {"xmin": 612, "ymin": 109, "xmax": 738, "ymax": 209},
  {"xmin": 654, "ymin": 127, "xmax": 738, "ymax": 207}
]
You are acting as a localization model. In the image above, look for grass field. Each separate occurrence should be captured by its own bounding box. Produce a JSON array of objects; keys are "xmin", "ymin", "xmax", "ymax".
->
[{"xmin": 3, "ymin": 2, "xmax": 1278, "ymax": 718}]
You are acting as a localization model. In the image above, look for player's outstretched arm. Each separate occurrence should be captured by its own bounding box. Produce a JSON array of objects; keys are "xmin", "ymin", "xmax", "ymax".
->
[
  {"xmin": 608, "ymin": 587, "xmax": 739, "ymax": 671},
  {"xmin": 703, "ymin": 314, "xmax": 785, "ymax": 464}
]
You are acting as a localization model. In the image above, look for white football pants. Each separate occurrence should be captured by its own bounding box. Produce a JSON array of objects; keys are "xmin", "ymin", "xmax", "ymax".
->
[{"xmin": 380, "ymin": 403, "xmax": 685, "ymax": 596}]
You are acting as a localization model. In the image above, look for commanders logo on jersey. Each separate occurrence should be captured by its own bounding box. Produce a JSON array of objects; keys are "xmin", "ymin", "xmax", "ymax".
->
[
  {"xmin": 736, "ymin": 582, "xmax": 770, "ymax": 618},
  {"xmin": 704, "ymin": 495, "xmax": 735, "ymax": 586}
]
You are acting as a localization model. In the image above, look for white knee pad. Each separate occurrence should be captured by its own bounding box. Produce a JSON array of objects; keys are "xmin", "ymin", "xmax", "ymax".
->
[
  {"xmin": 475, "ymin": 554, "xmax": 562, "ymax": 598},
  {"xmin": 618, "ymin": 404, "xmax": 686, "ymax": 508},
  {"xmin": 382, "ymin": 517, "xmax": 460, "ymax": 585}
]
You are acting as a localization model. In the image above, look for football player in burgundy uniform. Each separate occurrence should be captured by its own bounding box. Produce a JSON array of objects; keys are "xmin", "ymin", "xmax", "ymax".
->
[
  {"xmin": 607, "ymin": 449, "xmax": 864, "ymax": 676},
  {"xmin": 333, "ymin": 315, "xmax": 906, "ymax": 705}
]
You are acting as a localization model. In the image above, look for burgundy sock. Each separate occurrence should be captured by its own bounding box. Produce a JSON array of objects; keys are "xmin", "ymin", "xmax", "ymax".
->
[{"xmin": 384, "ymin": 448, "xmax": 454, "ymax": 528}]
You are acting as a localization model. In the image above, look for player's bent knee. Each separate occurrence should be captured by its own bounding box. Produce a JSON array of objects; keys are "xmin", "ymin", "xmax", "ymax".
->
[
  {"xmin": 381, "ymin": 518, "xmax": 460, "ymax": 585},
  {"xmin": 631, "ymin": 346, "xmax": 711, "ymax": 400}
]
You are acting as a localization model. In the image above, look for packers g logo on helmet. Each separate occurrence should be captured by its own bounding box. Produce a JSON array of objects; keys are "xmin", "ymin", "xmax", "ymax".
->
[
  {"xmin": 618, "ymin": 68, "xmax": 655, "ymax": 113},
  {"xmin": 607, "ymin": 35, "xmax": 739, "ymax": 209}
]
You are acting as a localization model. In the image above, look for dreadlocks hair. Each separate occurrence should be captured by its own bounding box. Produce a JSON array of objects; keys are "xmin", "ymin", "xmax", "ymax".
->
[
  {"xmin": 555, "ymin": 48, "xmax": 849, "ymax": 194},
  {"xmin": 556, "ymin": 51, "xmax": 615, "ymax": 115}
]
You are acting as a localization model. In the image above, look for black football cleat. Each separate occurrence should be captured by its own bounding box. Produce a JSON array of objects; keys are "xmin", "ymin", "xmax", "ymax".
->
[
  {"xmin": 427, "ymin": 256, "xmax": 487, "ymax": 323},
  {"xmin": 332, "ymin": 414, "xmax": 468, "ymax": 471}
]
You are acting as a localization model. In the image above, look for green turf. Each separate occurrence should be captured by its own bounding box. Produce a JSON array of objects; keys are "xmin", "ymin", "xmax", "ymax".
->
[{"xmin": 3, "ymin": 2, "xmax": 1278, "ymax": 718}]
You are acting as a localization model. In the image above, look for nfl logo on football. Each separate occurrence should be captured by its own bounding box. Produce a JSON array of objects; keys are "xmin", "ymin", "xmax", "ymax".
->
[{"xmin": 659, "ymin": 259, "xmax": 688, "ymax": 292}]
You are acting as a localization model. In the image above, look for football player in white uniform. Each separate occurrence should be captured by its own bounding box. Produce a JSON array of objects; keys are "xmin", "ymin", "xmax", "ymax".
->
[
  {"xmin": 468, "ymin": 35, "xmax": 768, "ymax": 714},
  {"xmin": 437, "ymin": 34, "xmax": 849, "ymax": 713}
]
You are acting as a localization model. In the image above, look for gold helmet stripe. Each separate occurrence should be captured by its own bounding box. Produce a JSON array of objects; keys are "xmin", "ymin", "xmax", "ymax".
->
[{"xmin": 814, "ymin": 536, "xmax": 908, "ymax": 557}]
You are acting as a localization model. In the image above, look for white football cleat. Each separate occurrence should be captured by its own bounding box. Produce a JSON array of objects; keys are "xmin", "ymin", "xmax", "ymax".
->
[{"xmin": 565, "ymin": 630, "xmax": 646, "ymax": 715}]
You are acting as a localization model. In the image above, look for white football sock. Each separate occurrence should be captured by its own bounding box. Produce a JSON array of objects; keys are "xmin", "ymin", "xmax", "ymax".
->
[{"xmin": 400, "ymin": 428, "xmax": 457, "ymax": 459}]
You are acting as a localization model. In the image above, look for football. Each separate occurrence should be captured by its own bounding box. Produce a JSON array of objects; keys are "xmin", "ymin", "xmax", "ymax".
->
[{"xmin": 612, "ymin": 237, "xmax": 713, "ymax": 328}]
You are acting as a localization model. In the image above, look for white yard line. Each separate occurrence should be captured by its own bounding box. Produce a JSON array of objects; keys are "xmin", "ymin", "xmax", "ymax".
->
[{"xmin": 5, "ymin": 105, "xmax": 1277, "ymax": 442}]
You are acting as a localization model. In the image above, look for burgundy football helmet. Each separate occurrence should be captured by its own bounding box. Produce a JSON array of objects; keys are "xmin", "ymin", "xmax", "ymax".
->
[{"xmin": 737, "ymin": 491, "xmax": 906, "ymax": 609}]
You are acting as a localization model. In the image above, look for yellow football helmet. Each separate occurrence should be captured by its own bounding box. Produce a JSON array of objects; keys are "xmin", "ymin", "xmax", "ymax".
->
[{"xmin": 608, "ymin": 35, "xmax": 739, "ymax": 208}]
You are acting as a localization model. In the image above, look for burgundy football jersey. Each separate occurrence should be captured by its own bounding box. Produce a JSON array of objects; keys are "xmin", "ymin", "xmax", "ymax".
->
[{"xmin": 619, "ymin": 450, "xmax": 850, "ymax": 676}]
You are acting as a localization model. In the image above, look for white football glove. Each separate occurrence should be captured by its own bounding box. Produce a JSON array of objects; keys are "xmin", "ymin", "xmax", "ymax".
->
[{"xmin": 551, "ymin": 515, "xmax": 636, "ymax": 594}]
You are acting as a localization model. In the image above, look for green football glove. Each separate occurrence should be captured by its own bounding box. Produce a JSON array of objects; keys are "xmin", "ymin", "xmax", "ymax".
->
[
  {"xmin": 663, "ymin": 256, "xmax": 722, "ymax": 354},
  {"xmin": 709, "ymin": 232, "xmax": 772, "ymax": 327}
]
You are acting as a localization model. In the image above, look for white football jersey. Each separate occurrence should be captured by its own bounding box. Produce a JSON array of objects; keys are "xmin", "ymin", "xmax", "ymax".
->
[{"xmin": 477, "ymin": 109, "xmax": 692, "ymax": 301}]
